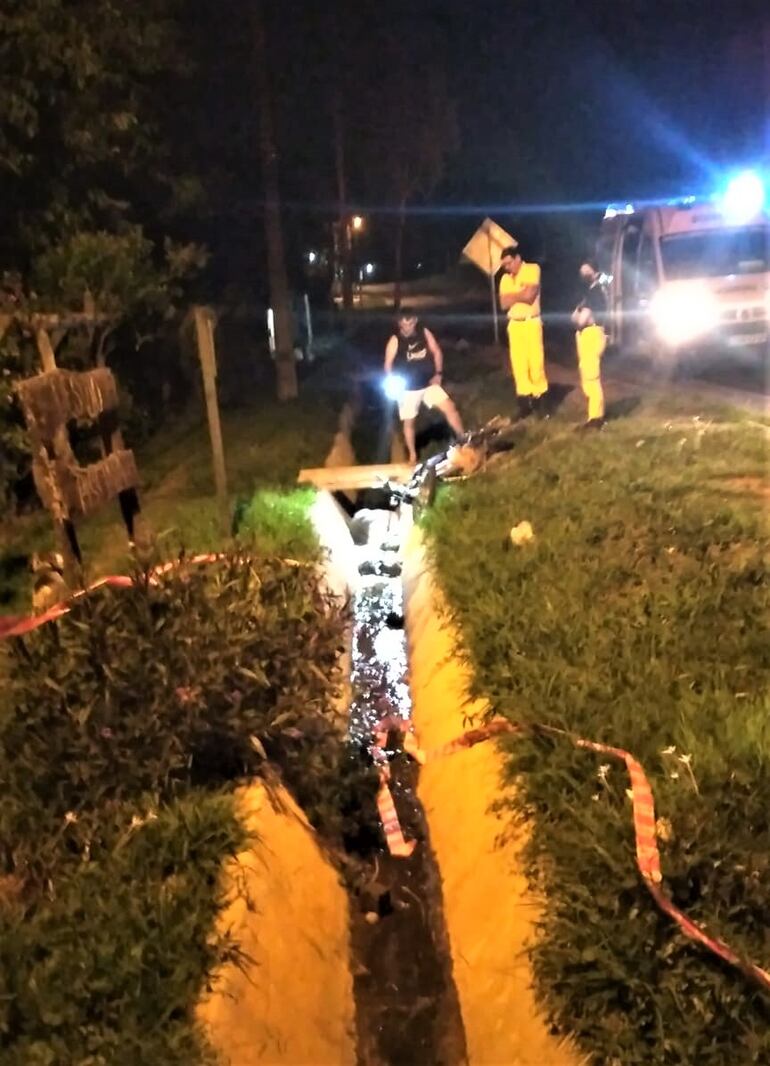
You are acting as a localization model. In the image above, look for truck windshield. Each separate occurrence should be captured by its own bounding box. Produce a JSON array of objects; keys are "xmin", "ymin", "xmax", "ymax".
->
[{"xmin": 661, "ymin": 227, "xmax": 768, "ymax": 279}]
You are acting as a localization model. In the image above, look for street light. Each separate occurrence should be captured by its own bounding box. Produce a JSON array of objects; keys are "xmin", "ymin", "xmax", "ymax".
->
[{"xmin": 351, "ymin": 215, "xmax": 365, "ymax": 232}]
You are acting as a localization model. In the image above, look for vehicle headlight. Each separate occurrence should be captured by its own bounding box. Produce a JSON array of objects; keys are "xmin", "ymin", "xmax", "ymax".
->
[
  {"xmin": 650, "ymin": 284, "xmax": 718, "ymax": 347},
  {"xmin": 383, "ymin": 373, "xmax": 406, "ymax": 400}
]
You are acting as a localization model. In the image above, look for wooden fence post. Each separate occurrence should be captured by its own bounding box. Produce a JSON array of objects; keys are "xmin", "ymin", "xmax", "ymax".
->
[
  {"xmin": 34, "ymin": 324, "xmax": 58, "ymax": 373},
  {"xmin": 193, "ymin": 306, "xmax": 229, "ymax": 526}
]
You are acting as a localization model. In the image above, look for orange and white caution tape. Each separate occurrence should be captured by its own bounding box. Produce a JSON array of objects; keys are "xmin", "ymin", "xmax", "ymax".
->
[
  {"xmin": 0, "ymin": 553, "xmax": 306, "ymax": 640},
  {"xmin": 564, "ymin": 730, "xmax": 770, "ymax": 995},
  {"xmin": 4, "ymin": 579, "xmax": 768, "ymax": 994},
  {"xmin": 370, "ymin": 712, "xmax": 770, "ymax": 996},
  {"xmin": 375, "ymin": 774, "xmax": 417, "ymax": 858},
  {"xmin": 368, "ymin": 715, "xmax": 419, "ymax": 858}
]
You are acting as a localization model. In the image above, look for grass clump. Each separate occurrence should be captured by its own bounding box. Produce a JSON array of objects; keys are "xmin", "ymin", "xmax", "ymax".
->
[
  {"xmin": 234, "ymin": 486, "xmax": 319, "ymax": 560},
  {"xmin": 424, "ymin": 413, "xmax": 770, "ymax": 1065}
]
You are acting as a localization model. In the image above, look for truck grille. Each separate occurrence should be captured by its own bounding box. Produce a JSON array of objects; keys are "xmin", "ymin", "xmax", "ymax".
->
[
  {"xmin": 723, "ymin": 319, "xmax": 767, "ymax": 339},
  {"xmin": 720, "ymin": 305, "xmax": 766, "ymax": 324}
]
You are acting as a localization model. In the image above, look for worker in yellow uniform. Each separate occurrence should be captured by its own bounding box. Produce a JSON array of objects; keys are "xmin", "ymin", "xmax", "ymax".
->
[
  {"xmin": 499, "ymin": 243, "xmax": 549, "ymax": 418},
  {"xmin": 571, "ymin": 259, "xmax": 608, "ymax": 430}
]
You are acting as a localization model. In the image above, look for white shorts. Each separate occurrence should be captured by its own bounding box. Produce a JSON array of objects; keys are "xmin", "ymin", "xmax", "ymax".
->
[{"xmin": 398, "ymin": 383, "xmax": 448, "ymax": 421}]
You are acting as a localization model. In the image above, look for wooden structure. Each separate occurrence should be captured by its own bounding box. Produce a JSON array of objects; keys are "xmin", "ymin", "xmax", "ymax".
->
[
  {"xmin": 16, "ymin": 366, "xmax": 141, "ymax": 581},
  {"xmin": 3, "ymin": 297, "xmax": 143, "ymax": 585},
  {"xmin": 297, "ymin": 463, "xmax": 413, "ymax": 492},
  {"xmin": 192, "ymin": 306, "xmax": 228, "ymax": 525}
]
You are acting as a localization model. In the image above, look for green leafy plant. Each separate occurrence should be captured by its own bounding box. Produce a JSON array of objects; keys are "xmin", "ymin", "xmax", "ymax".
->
[{"xmin": 32, "ymin": 228, "xmax": 206, "ymax": 365}]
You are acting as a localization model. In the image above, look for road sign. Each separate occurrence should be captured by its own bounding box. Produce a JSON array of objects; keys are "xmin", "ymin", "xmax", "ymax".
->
[
  {"xmin": 461, "ymin": 218, "xmax": 517, "ymax": 343},
  {"xmin": 462, "ymin": 218, "xmax": 516, "ymax": 277}
]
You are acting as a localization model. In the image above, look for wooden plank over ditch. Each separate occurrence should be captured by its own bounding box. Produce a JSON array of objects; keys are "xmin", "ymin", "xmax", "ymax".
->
[{"xmin": 297, "ymin": 463, "xmax": 414, "ymax": 491}]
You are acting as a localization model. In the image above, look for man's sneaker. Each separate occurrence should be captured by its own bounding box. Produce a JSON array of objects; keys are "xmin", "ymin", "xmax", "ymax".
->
[
  {"xmin": 579, "ymin": 418, "xmax": 606, "ymax": 432},
  {"xmin": 517, "ymin": 396, "xmax": 534, "ymax": 420}
]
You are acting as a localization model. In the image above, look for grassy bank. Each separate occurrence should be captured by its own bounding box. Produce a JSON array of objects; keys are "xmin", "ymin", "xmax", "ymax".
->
[{"xmin": 423, "ymin": 405, "xmax": 770, "ymax": 1064}]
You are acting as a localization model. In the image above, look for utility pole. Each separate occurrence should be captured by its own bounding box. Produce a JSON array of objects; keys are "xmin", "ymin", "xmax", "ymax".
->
[
  {"xmin": 764, "ymin": 17, "xmax": 770, "ymax": 160},
  {"xmin": 328, "ymin": 1, "xmax": 353, "ymax": 312},
  {"xmin": 253, "ymin": 0, "xmax": 298, "ymax": 401},
  {"xmin": 331, "ymin": 89, "xmax": 354, "ymax": 311}
]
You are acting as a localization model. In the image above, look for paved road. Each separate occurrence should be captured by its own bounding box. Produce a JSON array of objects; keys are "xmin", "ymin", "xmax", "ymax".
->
[
  {"xmin": 563, "ymin": 348, "xmax": 767, "ymax": 416},
  {"xmin": 329, "ymin": 306, "xmax": 769, "ymax": 417},
  {"xmin": 427, "ymin": 307, "xmax": 769, "ymax": 417},
  {"xmin": 546, "ymin": 348, "xmax": 770, "ymax": 417}
]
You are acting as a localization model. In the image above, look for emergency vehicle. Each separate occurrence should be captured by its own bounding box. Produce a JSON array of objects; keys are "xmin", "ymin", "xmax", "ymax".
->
[{"xmin": 597, "ymin": 172, "xmax": 769, "ymax": 361}]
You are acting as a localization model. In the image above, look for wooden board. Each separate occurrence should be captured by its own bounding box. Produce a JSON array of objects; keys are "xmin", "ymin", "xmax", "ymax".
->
[{"xmin": 297, "ymin": 464, "xmax": 414, "ymax": 491}]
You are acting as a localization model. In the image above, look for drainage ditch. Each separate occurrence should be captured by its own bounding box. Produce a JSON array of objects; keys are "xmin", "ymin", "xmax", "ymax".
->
[{"xmin": 343, "ymin": 501, "xmax": 467, "ymax": 1066}]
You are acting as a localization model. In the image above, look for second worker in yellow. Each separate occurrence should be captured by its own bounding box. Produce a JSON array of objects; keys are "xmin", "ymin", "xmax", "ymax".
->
[{"xmin": 499, "ymin": 242, "xmax": 549, "ymax": 419}]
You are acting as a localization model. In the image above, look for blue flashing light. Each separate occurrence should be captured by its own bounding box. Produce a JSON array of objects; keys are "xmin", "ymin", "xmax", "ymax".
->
[
  {"xmin": 603, "ymin": 203, "xmax": 635, "ymax": 220},
  {"xmin": 720, "ymin": 170, "xmax": 765, "ymax": 224}
]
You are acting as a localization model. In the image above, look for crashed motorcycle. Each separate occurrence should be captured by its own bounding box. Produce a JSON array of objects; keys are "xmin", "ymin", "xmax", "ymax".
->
[{"xmin": 381, "ymin": 416, "xmax": 519, "ymax": 516}]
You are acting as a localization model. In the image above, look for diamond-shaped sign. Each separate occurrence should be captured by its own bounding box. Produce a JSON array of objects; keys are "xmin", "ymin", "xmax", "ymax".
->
[{"xmin": 462, "ymin": 218, "xmax": 517, "ymax": 277}]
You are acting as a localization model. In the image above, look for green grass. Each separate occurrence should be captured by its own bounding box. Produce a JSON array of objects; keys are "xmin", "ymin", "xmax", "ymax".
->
[
  {"xmin": 235, "ymin": 486, "xmax": 319, "ymax": 560},
  {"xmin": 0, "ymin": 374, "xmax": 343, "ymax": 612},
  {"xmin": 0, "ymin": 792, "xmax": 245, "ymax": 1066},
  {"xmin": 424, "ymin": 409, "xmax": 770, "ymax": 1064},
  {"xmin": 0, "ymin": 359, "xmax": 351, "ymax": 1063}
]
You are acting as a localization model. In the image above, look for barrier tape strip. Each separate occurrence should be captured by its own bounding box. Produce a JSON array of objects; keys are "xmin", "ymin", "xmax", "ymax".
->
[
  {"xmin": 0, "ymin": 553, "xmax": 307, "ymax": 640},
  {"xmin": 368, "ymin": 717, "xmax": 418, "ymax": 858},
  {"xmin": 563, "ymin": 729, "xmax": 770, "ymax": 995},
  {"xmin": 371, "ymin": 714, "xmax": 770, "ymax": 996},
  {"xmin": 4, "ymin": 576, "xmax": 768, "ymax": 994}
]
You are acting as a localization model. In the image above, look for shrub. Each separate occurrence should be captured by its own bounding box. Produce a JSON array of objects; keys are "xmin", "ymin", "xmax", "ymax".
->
[
  {"xmin": 0, "ymin": 550, "xmax": 362, "ymax": 1061},
  {"xmin": 424, "ymin": 415, "xmax": 770, "ymax": 1064}
]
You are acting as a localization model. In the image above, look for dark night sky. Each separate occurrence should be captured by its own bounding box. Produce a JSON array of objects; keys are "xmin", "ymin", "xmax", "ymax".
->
[
  {"xmin": 269, "ymin": 0, "xmax": 766, "ymax": 206},
  {"xmin": 190, "ymin": 0, "xmax": 767, "ymax": 288}
]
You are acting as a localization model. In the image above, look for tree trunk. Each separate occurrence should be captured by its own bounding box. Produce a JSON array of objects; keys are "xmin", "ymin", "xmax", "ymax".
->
[
  {"xmin": 253, "ymin": 0, "xmax": 298, "ymax": 401},
  {"xmin": 393, "ymin": 199, "xmax": 407, "ymax": 310},
  {"xmin": 764, "ymin": 18, "xmax": 770, "ymax": 159},
  {"xmin": 331, "ymin": 87, "xmax": 353, "ymax": 311}
]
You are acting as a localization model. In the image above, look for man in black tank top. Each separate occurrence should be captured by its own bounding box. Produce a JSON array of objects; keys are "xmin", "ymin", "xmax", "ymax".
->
[{"xmin": 384, "ymin": 308, "xmax": 464, "ymax": 464}]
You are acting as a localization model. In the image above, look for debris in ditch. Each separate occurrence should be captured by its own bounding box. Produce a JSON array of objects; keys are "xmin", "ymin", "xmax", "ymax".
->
[
  {"xmin": 358, "ymin": 557, "xmax": 402, "ymax": 578},
  {"xmin": 350, "ymin": 509, "xmax": 386, "ymax": 545},
  {"xmin": 380, "ymin": 415, "xmax": 521, "ymax": 522},
  {"xmin": 360, "ymin": 884, "xmax": 394, "ymax": 918}
]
